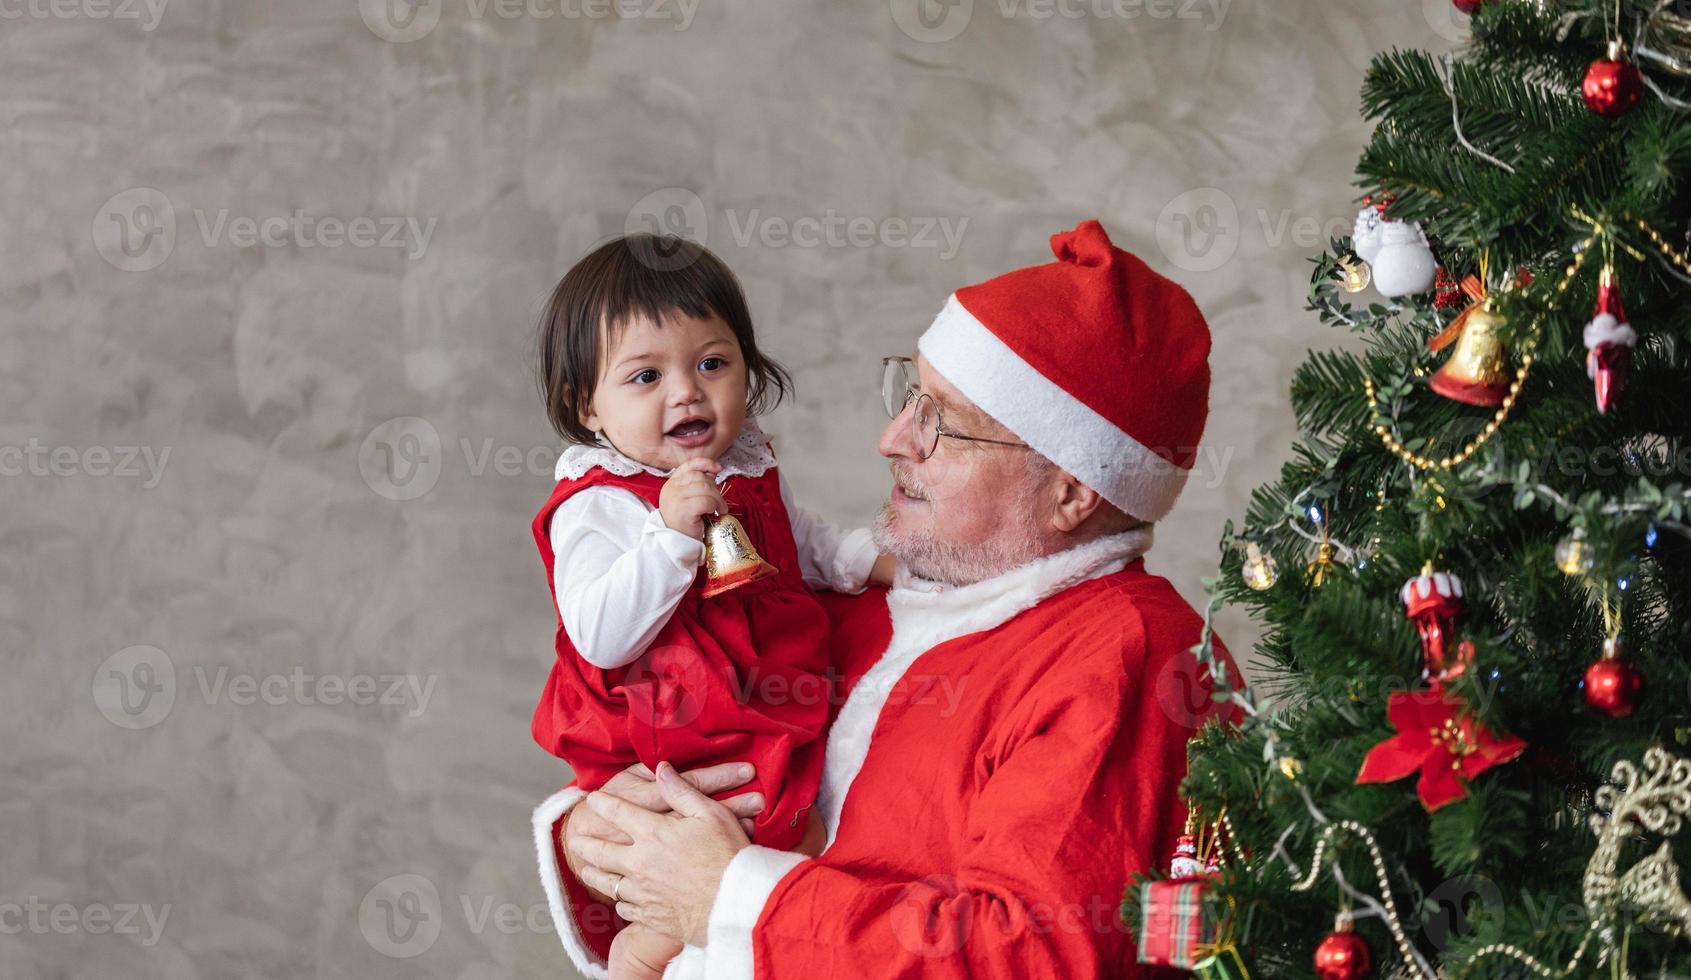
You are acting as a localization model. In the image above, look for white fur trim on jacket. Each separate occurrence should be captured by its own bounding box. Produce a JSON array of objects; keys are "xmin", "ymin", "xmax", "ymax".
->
[
  {"xmin": 917, "ymin": 295, "xmax": 1191, "ymax": 522},
  {"xmin": 816, "ymin": 524, "xmax": 1154, "ymax": 848},
  {"xmin": 534, "ymin": 789, "xmax": 709, "ymax": 979},
  {"xmin": 703, "ymin": 846, "xmax": 813, "ymax": 978},
  {"xmin": 533, "ymin": 788, "xmax": 609, "ymax": 980}
]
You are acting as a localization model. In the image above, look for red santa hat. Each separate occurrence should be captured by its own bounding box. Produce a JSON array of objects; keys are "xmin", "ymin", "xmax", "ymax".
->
[{"xmin": 916, "ymin": 219, "xmax": 1213, "ymax": 522}]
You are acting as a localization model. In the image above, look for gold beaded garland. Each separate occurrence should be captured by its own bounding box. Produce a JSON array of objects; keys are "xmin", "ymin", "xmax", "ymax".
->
[
  {"xmin": 1364, "ymin": 241, "xmax": 1593, "ymax": 472},
  {"xmin": 1636, "ymin": 217, "xmax": 1691, "ymax": 277}
]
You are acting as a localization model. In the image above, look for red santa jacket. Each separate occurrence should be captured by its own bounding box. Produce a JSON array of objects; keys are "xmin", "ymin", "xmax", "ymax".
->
[{"xmin": 533, "ymin": 530, "xmax": 1236, "ymax": 979}]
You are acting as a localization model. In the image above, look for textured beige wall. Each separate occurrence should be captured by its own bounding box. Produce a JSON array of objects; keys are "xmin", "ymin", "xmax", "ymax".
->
[{"xmin": 2, "ymin": 0, "xmax": 1465, "ymax": 975}]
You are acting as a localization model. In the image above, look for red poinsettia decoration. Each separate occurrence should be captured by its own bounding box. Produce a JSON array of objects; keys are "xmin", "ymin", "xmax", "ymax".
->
[{"xmin": 1355, "ymin": 690, "xmax": 1526, "ymax": 812}]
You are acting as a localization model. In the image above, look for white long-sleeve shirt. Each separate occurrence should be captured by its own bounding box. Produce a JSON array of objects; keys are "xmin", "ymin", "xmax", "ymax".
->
[{"xmin": 548, "ymin": 431, "xmax": 878, "ymax": 671}]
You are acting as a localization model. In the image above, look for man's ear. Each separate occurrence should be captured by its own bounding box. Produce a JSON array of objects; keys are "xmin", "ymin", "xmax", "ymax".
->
[{"xmin": 1049, "ymin": 470, "xmax": 1107, "ymax": 533}]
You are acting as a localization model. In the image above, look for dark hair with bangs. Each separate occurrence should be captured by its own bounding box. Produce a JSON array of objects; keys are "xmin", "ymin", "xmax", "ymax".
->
[{"xmin": 534, "ymin": 234, "xmax": 793, "ymax": 445}]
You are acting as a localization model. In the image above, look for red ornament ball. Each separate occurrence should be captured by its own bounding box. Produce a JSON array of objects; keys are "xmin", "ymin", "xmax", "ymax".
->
[
  {"xmin": 1583, "ymin": 656, "xmax": 1644, "ymax": 717},
  {"xmin": 1583, "ymin": 56, "xmax": 1643, "ymax": 118},
  {"xmin": 1314, "ymin": 929, "xmax": 1372, "ymax": 980},
  {"xmin": 1452, "ymin": 0, "xmax": 1484, "ymax": 13}
]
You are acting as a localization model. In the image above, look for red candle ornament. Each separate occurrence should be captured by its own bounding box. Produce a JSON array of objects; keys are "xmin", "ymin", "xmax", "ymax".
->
[
  {"xmin": 1401, "ymin": 566, "xmax": 1466, "ymax": 685},
  {"xmin": 1583, "ymin": 268, "xmax": 1637, "ymax": 415}
]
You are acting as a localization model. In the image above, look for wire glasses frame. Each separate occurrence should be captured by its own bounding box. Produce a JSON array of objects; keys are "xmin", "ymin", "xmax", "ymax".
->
[{"xmin": 879, "ymin": 356, "xmax": 1029, "ymax": 461}]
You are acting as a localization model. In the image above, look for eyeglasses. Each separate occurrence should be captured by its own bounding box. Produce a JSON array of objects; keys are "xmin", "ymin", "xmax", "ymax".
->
[{"xmin": 880, "ymin": 356, "xmax": 1030, "ymax": 461}]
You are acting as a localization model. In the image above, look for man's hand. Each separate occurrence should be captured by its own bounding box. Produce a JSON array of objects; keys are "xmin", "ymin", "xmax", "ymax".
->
[
  {"xmin": 564, "ymin": 762, "xmax": 763, "ymax": 905},
  {"xmin": 658, "ymin": 458, "xmax": 725, "ymax": 539},
  {"xmin": 569, "ymin": 762, "xmax": 752, "ymax": 947}
]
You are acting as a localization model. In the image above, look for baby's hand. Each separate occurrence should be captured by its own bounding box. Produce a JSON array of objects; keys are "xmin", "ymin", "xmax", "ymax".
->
[
  {"xmin": 658, "ymin": 458, "xmax": 726, "ymax": 540},
  {"xmin": 795, "ymin": 809, "xmax": 827, "ymax": 857}
]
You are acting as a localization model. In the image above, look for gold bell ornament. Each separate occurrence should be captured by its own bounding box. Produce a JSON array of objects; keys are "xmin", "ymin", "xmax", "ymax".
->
[
  {"xmin": 1428, "ymin": 297, "xmax": 1512, "ymax": 407},
  {"xmin": 1304, "ymin": 502, "xmax": 1339, "ymax": 588},
  {"xmin": 700, "ymin": 507, "xmax": 779, "ymax": 598},
  {"xmin": 1306, "ymin": 542, "xmax": 1339, "ymax": 588}
]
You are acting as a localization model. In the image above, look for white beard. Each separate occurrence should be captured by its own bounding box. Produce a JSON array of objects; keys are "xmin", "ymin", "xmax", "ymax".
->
[{"xmin": 871, "ymin": 459, "xmax": 1051, "ymax": 587}]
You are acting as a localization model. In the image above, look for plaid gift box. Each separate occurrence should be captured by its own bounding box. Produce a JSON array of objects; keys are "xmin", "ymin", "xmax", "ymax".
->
[{"xmin": 1135, "ymin": 878, "xmax": 1215, "ymax": 969}]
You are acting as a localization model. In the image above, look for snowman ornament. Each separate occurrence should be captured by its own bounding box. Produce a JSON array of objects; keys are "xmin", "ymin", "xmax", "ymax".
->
[{"xmin": 1353, "ymin": 205, "xmax": 1438, "ymax": 299}]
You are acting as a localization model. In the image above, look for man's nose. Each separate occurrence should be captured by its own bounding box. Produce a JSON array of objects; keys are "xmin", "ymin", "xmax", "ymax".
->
[{"xmin": 877, "ymin": 402, "xmax": 915, "ymax": 460}]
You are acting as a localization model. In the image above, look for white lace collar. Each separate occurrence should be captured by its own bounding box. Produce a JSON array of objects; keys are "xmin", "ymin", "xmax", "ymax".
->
[{"xmin": 553, "ymin": 418, "xmax": 778, "ymax": 483}]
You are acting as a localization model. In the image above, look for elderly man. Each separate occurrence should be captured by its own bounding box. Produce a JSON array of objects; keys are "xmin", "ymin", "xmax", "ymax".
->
[{"xmin": 532, "ymin": 219, "xmax": 1235, "ymax": 978}]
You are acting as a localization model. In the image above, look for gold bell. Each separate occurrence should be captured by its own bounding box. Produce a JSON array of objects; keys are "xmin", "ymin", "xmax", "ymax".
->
[
  {"xmin": 1428, "ymin": 302, "xmax": 1512, "ymax": 406},
  {"xmin": 701, "ymin": 514, "xmax": 779, "ymax": 598},
  {"xmin": 1306, "ymin": 542, "xmax": 1338, "ymax": 588}
]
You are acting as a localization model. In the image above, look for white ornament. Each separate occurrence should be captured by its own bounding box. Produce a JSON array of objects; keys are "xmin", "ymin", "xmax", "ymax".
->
[
  {"xmin": 1352, "ymin": 206, "xmax": 1385, "ymax": 264},
  {"xmin": 1371, "ymin": 220, "xmax": 1438, "ymax": 298}
]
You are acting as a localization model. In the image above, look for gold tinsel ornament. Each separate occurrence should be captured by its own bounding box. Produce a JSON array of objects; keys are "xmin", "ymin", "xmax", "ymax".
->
[
  {"xmin": 1462, "ymin": 747, "xmax": 1691, "ymax": 976},
  {"xmin": 1586, "ymin": 747, "xmax": 1691, "ymax": 944}
]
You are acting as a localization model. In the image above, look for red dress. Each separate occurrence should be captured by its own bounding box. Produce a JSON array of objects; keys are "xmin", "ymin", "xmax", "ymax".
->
[{"xmin": 531, "ymin": 462, "xmax": 830, "ymax": 852}]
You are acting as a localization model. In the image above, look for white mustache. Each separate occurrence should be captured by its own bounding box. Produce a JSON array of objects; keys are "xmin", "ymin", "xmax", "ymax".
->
[{"xmin": 889, "ymin": 463, "xmax": 929, "ymax": 500}]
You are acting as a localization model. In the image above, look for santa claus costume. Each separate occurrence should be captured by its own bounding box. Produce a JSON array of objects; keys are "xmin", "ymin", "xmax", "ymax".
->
[
  {"xmin": 532, "ymin": 421, "xmax": 878, "ymax": 852},
  {"xmin": 533, "ymin": 219, "xmax": 1235, "ymax": 978}
]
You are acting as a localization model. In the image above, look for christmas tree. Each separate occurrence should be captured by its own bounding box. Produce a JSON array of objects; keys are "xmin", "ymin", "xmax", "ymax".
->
[{"xmin": 1127, "ymin": 2, "xmax": 1691, "ymax": 977}]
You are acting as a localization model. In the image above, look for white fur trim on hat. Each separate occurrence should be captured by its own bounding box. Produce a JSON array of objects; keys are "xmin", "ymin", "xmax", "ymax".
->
[
  {"xmin": 1583, "ymin": 312, "xmax": 1637, "ymax": 351},
  {"xmin": 917, "ymin": 295, "xmax": 1191, "ymax": 522}
]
